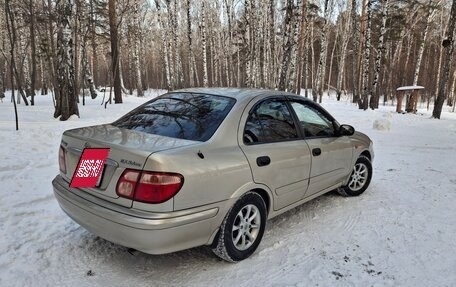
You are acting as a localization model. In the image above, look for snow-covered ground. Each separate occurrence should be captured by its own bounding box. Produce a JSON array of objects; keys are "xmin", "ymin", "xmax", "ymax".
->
[{"xmin": 1, "ymin": 90, "xmax": 456, "ymax": 287}]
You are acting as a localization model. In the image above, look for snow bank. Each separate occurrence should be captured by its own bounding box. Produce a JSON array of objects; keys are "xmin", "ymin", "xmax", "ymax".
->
[{"xmin": 373, "ymin": 118, "xmax": 391, "ymax": 131}]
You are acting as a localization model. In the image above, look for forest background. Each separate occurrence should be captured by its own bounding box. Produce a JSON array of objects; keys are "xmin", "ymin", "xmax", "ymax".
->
[{"xmin": 1, "ymin": 0, "xmax": 455, "ymax": 122}]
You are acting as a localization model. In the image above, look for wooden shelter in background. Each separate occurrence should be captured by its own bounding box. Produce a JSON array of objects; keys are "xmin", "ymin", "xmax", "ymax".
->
[{"xmin": 396, "ymin": 86, "xmax": 425, "ymax": 113}]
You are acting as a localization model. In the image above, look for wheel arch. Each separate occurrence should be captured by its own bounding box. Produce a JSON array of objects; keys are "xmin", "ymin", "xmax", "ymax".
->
[
  {"xmin": 229, "ymin": 183, "xmax": 273, "ymax": 216},
  {"xmin": 360, "ymin": 150, "xmax": 372, "ymax": 161}
]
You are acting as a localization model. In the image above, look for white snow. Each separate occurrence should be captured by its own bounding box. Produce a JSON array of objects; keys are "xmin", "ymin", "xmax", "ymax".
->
[
  {"xmin": 1, "ymin": 91, "xmax": 456, "ymax": 287},
  {"xmin": 396, "ymin": 86, "xmax": 425, "ymax": 91}
]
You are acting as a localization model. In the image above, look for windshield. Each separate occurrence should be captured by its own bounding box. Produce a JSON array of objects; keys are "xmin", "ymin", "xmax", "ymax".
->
[{"xmin": 112, "ymin": 93, "xmax": 236, "ymax": 141}]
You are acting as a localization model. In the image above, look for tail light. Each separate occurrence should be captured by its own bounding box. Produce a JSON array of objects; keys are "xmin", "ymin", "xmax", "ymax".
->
[
  {"xmin": 116, "ymin": 169, "xmax": 184, "ymax": 204},
  {"xmin": 59, "ymin": 146, "xmax": 67, "ymax": 173}
]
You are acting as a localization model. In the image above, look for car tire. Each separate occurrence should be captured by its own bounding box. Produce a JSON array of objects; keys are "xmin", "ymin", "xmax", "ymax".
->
[
  {"xmin": 338, "ymin": 155, "xmax": 372, "ymax": 196},
  {"xmin": 212, "ymin": 192, "xmax": 267, "ymax": 262}
]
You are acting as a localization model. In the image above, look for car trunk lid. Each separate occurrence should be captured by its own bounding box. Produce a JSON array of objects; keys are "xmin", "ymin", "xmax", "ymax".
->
[{"xmin": 60, "ymin": 124, "xmax": 197, "ymax": 208}]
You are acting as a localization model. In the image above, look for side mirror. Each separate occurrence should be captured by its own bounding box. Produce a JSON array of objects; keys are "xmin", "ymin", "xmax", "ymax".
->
[{"xmin": 339, "ymin": 124, "xmax": 355, "ymax": 136}]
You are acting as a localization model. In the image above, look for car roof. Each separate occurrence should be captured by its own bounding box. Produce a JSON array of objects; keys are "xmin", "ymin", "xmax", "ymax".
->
[{"xmin": 171, "ymin": 87, "xmax": 308, "ymax": 101}]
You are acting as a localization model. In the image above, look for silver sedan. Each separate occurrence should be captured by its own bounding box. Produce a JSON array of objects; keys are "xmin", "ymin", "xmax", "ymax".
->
[{"xmin": 53, "ymin": 88, "xmax": 374, "ymax": 262}]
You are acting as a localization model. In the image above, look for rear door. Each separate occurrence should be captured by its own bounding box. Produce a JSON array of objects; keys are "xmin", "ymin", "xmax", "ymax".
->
[
  {"xmin": 240, "ymin": 98, "xmax": 312, "ymax": 211},
  {"xmin": 288, "ymin": 100, "xmax": 353, "ymax": 197}
]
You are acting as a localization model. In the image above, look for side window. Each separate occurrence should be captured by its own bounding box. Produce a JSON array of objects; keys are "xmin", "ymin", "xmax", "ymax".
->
[
  {"xmin": 290, "ymin": 102, "xmax": 335, "ymax": 137},
  {"xmin": 244, "ymin": 99, "xmax": 298, "ymax": 144}
]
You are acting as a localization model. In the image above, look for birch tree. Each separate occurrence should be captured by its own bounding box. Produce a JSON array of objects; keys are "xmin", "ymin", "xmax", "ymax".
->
[
  {"xmin": 79, "ymin": 0, "xmax": 97, "ymax": 99},
  {"xmin": 433, "ymin": 0, "xmax": 456, "ymax": 119},
  {"xmin": 108, "ymin": 0, "xmax": 122, "ymax": 103},
  {"xmin": 350, "ymin": 0, "xmax": 359, "ymax": 103},
  {"xmin": 187, "ymin": 0, "xmax": 197, "ymax": 87},
  {"xmin": 406, "ymin": 1, "xmax": 438, "ymax": 113},
  {"xmin": 369, "ymin": 0, "xmax": 388, "ymax": 109},
  {"xmin": 278, "ymin": 0, "xmax": 294, "ymax": 91},
  {"xmin": 335, "ymin": 0, "xmax": 352, "ymax": 101},
  {"xmin": 4, "ymin": 0, "xmax": 29, "ymax": 106},
  {"xmin": 359, "ymin": 0, "xmax": 372, "ymax": 110},
  {"xmin": 201, "ymin": 0, "xmax": 209, "ymax": 87},
  {"xmin": 132, "ymin": 0, "xmax": 143, "ymax": 96},
  {"xmin": 54, "ymin": 0, "xmax": 79, "ymax": 120},
  {"xmin": 296, "ymin": 0, "xmax": 308, "ymax": 94},
  {"xmin": 155, "ymin": 0, "xmax": 172, "ymax": 90},
  {"xmin": 314, "ymin": 0, "xmax": 332, "ymax": 103}
]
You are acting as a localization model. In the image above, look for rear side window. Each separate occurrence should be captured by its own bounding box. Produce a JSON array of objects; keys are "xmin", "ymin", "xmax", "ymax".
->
[
  {"xmin": 244, "ymin": 99, "xmax": 298, "ymax": 144},
  {"xmin": 113, "ymin": 93, "xmax": 236, "ymax": 141}
]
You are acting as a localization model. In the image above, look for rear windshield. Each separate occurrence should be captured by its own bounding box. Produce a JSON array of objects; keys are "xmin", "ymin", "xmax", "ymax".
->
[{"xmin": 112, "ymin": 93, "xmax": 236, "ymax": 141}]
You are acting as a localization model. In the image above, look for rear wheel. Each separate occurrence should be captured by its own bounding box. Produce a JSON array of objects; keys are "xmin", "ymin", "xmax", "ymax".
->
[
  {"xmin": 338, "ymin": 155, "xmax": 372, "ymax": 196},
  {"xmin": 212, "ymin": 192, "xmax": 267, "ymax": 262}
]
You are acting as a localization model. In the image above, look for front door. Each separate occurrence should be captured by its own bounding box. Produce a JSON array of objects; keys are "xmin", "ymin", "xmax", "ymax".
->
[
  {"xmin": 288, "ymin": 100, "xmax": 353, "ymax": 197},
  {"xmin": 240, "ymin": 98, "xmax": 312, "ymax": 211}
]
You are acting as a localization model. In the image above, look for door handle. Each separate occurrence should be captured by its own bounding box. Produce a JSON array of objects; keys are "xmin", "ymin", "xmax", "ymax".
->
[
  {"xmin": 312, "ymin": 148, "xmax": 321, "ymax": 156},
  {"xmin": 256, "ymin": 156, "xmax": 271, "ymax": 167}
]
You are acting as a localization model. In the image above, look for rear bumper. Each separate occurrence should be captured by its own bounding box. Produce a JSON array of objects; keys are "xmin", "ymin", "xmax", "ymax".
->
[{"xmin": 52, "ymin": 175, "xmax": 223, "ymax": 254}]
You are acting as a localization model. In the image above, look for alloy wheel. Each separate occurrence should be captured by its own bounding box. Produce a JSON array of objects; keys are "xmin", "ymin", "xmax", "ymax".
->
[
  {"xmin": 232, "ymin": 204, "xmax": 261, "ymax": 251},
  {"xmin": 348, "ymin": 162, "xmax": 368, "ymax": 191}
]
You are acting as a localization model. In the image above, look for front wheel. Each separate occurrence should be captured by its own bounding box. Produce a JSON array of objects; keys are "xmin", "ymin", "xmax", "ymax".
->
[
  {"xmin": 338, "ymin": 155, "xmax": 372, "ymax": 196},
  {"xmin": 212, "ymin": 192, "xmax": 267, "ymax": 262}
]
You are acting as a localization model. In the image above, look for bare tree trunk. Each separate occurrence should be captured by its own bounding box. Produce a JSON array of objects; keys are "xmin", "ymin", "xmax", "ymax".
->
[
  {"xmin": 155, "ymin": 1, "xmax": 171, "ymax": 90},
  {"xmin": 224, "ymin": 0, "xmax": 233, "ymax": 86},
  {"xmin": 108, "ymin": 0, "xmax": 122, "ymax": 103},
  {"xmin": 29, "ymin": 0, "xmax": 37, "ymax": 105},
  {"xmin": 433, "ymin": 0, "xmax": 456, "ymax": 118},
  {"xmin": 314, "ymin": 0, "xmax": 331, "ymax": 102},
  {"xmin": 209, "ymin": 17, "xmax": 215, "ymax": 86},
  {"xmin": 244, "ymin": 0, "xmax": 252, "ymax": 87},
  {"xmin": 74, "ymin": 0, "xmax": 80, "ymax": 100},
  {"xmin": 0, "ymin": 62, "xmax": 5, "ymax": 101},
  {"xmin": 90, "ymin": 0, "xmax": 98, "ymax": 87},
  {"xmin": 351, "ymin": 0, "xmax": 359, "ymax": 103},
  {"xmin": 296, "ymin": 0, "xmax": 308, "ymax": 94},
  {"xmin": 4, "ymin": 0, "xmax": 19, "ymax": 129},
  {"xmin": 0, "ymin": 5, "xmax": 5, "ymax": 101},
  {"xmin": 18, "ymin": 30, "xmax": 32, "ymax": 99},
  {"xmin": 327, "ymin": 23, "xmax": 339, "ymax": 95},
  {"xmin": 118, "ymin": 45, "xmax": 128, "ymax": 94},
  {"xmin": 336, "ymin": 0, "xmax": 352, "ymax": 101},
  {"xmin": 288, "ymin": 0, "xmax": 301, "ymax": 93},
  {"xmin": 268, "ymin": 0, "xmax": 275, "ymax": 88},
  {"xmin": 359, "ymin": 0, "xmax": 372, "ymax": 110},
  {"xmin": 55, "ymin": 0, "xmax": 79, "ymax": 120},
  {"xmin": 407, "ymin": 2, "xmax": 436, "ymax": 113},
  {"xmin": 171, "ymin": 0, "xmax": 183, "ymax": 88},
  {"xmin": 278, "ymin": 0, "xmax": 294, "ymax": 91},
  {"xmin": 42, "ymin": 0, "xmax": 60, "ymax": 103},
  {"xmin": 187, "ymin": 0, "xmax": 196, "ymax": 87},
  {"xmin": 201, "ymin": 1, "xmax": 209, "ymax": 87},
  {"xmin": 357, "ymin": 0, "xmax": 367, "ymax": 99},
  {"xmin": 370, "ymin": 0, "xmax": 388, "ymax": 110},
  {"xmin": 133, "ymin": 0, "xmax": 143, "ymax": 96},
  {"xmin": 449, "ymin": 68, "xmax": 456, "ymax": 107},
  {"xmin": 82, "ymin": 49, "xmax": 97, "ymax": 99},
  {"xmin": 5, "ymin": 0, "xmax": 29, "ymax": 106},
  {"xmin": 310, "ymin": 16, "xmax": 316, "ymax": 97}
]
